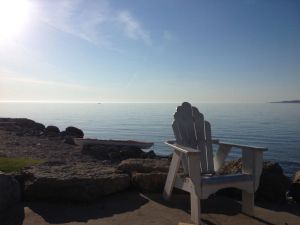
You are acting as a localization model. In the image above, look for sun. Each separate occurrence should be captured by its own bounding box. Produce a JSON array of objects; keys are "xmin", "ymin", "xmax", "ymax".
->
[{"xmin": 0, "ymin": 0, "xmax": 32, "ymax": 42}]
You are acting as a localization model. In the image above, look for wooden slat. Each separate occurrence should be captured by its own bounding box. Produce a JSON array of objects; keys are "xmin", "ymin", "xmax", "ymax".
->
[
  {"xmin": 174, "ymin": 176, "xmax": 193, "ymax": 192},
  {"xmin": 173, "ymin": 102, "xmax": 197, "ymax": 148},
  {"xmin": 201, "ymin": 173, "xmax": 252, "ymax": 185},
  {"xmin": 173, "ymin": 102, "xmax": 198, "ymax": 175},
  {"xmin": 172, "ymin": 122, "xmax": 189, "ymax": 174},
  {"xmin": 242, "ymin": 191, "xmax": 255, "ymax": 216},
  {"xmin": 242, "ymin": 149, "xmax": 263, "ymax": 191},
  {"xmin": 204, "ymin": 121, "xmax": 214, "ymax": 173},
  {"xmin": 218, "ymin": 142, "xmax": 267, "ymax": 151},
  {"xmin": 192, "ymin": 107, "xmax": 207, "ymax": 173},
  {"xmin": 165, "ymin": 141, "xmax": 201, "ymax": 155},
  {"xmin": 172, "ymin": 121, "xmax": 182, "ymax": 144},
  {"xmin": 187, "ymin": 153, "xmax": 202, "ymax": 225},
  {"xmin": 213, "ymin": 145, "xmax": 232, "ymax": 172}
]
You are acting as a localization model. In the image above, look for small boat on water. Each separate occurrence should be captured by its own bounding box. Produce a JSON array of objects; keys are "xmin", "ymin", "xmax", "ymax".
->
[{"xmin": 75, "ymin": 138, "xmax": 154, "ymax": 149}]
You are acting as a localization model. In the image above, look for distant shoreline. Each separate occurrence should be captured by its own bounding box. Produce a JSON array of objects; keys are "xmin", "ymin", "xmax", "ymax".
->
[{"xmin": 270, "ymin": 100, "xmax": 300, "ymax": 103}]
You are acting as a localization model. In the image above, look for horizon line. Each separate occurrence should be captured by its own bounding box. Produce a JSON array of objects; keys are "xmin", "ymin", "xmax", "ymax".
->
[{"xmin": 0, "ymin": 100, "xmax": 268, "ymax": 104}]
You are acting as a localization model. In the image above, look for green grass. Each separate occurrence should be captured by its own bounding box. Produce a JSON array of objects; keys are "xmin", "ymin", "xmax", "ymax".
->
[{"xmin": 0, "ymin": 157, "xmax": 44, "ymax": 173}]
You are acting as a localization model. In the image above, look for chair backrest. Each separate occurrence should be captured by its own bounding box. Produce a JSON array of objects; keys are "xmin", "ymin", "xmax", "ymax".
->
[{"xmin": 172, "ymin": 102, "xmax": 214, "ymax": 174}]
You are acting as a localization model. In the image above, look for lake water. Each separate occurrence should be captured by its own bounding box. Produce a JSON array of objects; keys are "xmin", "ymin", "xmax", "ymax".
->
[{"xmin": 0, "ymin": 102, "xmax": 299, "ymax": 177}]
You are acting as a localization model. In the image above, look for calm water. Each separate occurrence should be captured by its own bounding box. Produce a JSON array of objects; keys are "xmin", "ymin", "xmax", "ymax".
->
[{"xmin": 0, "ymin": 103, "xmax": 299, "ymax": 177}]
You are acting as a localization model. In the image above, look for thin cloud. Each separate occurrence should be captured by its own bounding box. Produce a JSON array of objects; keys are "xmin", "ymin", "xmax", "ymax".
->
[
  {"xmin": 117, "ymin": 11, "xmax": 152, "ymax": 46},
  {"xmin": 0, "ymin": 70, "xmax": 91, "ymax": 90},
  {"xmin": 32, "ymin": 0, "xmax": 152, "ymax": 48}
]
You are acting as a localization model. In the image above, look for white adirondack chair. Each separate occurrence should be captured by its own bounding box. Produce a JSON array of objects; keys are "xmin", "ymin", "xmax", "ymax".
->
[{"xmin": 163, "ymin": 102, "xmax": 267, "ymax": 225}]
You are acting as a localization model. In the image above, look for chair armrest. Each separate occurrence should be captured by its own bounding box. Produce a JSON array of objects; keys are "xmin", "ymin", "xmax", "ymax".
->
[
  {"xmin": 217, "ymin": 141, "xmax": 267, "ymax": 152},
  {"xmin": 165, "ymin": 140, "xmax": 200, "ymax": 155},
  {"xmin": 213, "ymin": 141, "xmax": 267, "ymax": 173}
]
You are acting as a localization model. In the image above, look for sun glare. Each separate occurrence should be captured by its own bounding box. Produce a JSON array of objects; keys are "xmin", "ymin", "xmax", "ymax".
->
[{"xmin": 0, "ymin": 0, "xmax": 32, "ymax": 42}]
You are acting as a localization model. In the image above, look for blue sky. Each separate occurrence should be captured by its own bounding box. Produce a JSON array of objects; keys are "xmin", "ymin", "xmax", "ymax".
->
[{"xmin": 0, "ymin": 0, "xmax": 299, "ymax": 103}]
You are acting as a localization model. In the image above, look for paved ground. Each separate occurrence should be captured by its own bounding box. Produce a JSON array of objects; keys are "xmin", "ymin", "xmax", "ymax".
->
[{"xmin": 1, "ymin": 191, "xmax": 300, "ymax": 225}]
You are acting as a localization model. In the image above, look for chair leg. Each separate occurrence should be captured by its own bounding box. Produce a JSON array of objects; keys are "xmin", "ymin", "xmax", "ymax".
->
[
  {"xmin": 242, "ymin": 191, "xmax": 254, "ymax": 216},
  {"xmin": 163, "ymin": 151, "xmax": 181, "ymax": 201},
  {"xmin": 190, "ymin": 191, "xmax": 202, "ymax": 225}
]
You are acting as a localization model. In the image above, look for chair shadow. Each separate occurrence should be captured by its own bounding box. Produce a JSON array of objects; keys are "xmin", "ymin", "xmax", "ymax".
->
[
  {"xmin": 1, "ymin": 191, "xmax": 149, "ymax": 225},
  {"xmin": 144, "ymin": 193, "xmax": 289, "ymax": 225},
  {"xmin": 144, "ymin": 193, "xmax": 241, "ymax": 216},
  {"xmin": 28, "ymin": 191, "xmax": 149, "ymax": 224}
]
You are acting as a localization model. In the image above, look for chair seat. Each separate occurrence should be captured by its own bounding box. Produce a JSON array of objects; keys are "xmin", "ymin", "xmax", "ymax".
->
[{"xmin": 201, "ymin": 173, "xmax": 253, "ymax": 185}]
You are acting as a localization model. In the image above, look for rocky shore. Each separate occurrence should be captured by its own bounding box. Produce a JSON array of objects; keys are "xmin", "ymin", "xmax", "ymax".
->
[{"xmin": 0, "ymin": 118, "xmax": 299, "ymax": 214}]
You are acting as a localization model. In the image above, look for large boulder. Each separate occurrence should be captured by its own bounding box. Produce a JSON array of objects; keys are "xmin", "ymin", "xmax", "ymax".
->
[
  {"xmin": 0, "ymin": 118, "xmax": 19, "ymax": 132},
  {"xmin": 14, "ymin": 118, "xmax": 36, "ymax": 128},
  {"xmin": 32, "ymin": 122, "xmax": 46, "ymax": 133},
  {"xmin": 65, "ymin": 126, "xmax": 84, "ymax": 138},
  {"xmin": 220, "ymin": 159, "xmax": 290, "ymax": 202},
  {"xmin": 118, "ymin": 158, "xmax": 170, "ymax": 174},
  {"xmin": 0, "ymin": 172, "xmax": 21, "ymax": 211},
  {"xmin": 45, "ymin": 126, "xmax": 60, "ymax": 137},
  {"xmin": 14, "ymin": 118, "xmax": 45, "ymax": 131},
  {"xmin": 256, "ymin": 161, "xmax": 290, "ymax": 202},
  {"xmin": 0, "ymin": 118, "xmax": 45, "ymax": 136},
  {"xmin": 290, "ymin": 170, "xmax": 300, "ymax": 204},
  {"xmin": 82, "ymin": 144, "xmax": 150, "ymax": 161},
  {"xmin": 118, "ymin": 159, "xmax": 170, "ymax": 193},
  {"xmin": 21, "ymin": 162, "xmax": 130, "ymax": 202}
]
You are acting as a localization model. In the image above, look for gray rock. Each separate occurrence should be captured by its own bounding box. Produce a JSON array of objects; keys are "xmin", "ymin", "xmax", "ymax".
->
[
  {"xmin": 64, "ymin": 136, "xmax": 75, "ymax": 145},
  {"xmin": 21, "ymin": 162, "xmax": 130, "ymax": 202},
  {"xmin": 118, "ymin": 159, "xmax": 170, "ymax": 193},
  {"xmin": 60, "ymin": 131, "xmax": 66, "ymax": 138},
  {"xmin": 132, "ymin": 172, "xmax": 167, "ymax": 193},
  {"xmin": 142, "ymin": 150, "xmax": 156, "ymax": 159},
  {"xmin": 0, "ymin": 118, "xmax": 45, "ymax": 136},
  {"xmin": 45, "ymin": 126, "xmax": 60, "ymax": 137},
  {"xmin": 0, "ymin": 173, "xmax": 21, "ymax": 212},
  {"xmin": 118, "ymin": 158, "xmax": 170, "ymax": 174},
  {"xmin": 290, "ymin": 170, "xmax": 300, "ymax": 204},
  {"xmin": 14, "ymin": 118, "xmax": 36, "ymax": 128},
  {"xmin": 255, "ymin": 161, "xmax": 290, "ymax": 202},
  {"xmin": 32, "ymin": 122, "xmax": 46, "ymax": 134},
  {"xmin": 65, "ymin": 126, "xmax": 84, "ymax": 138},
  {"xmin": 82, "ymin": 144, "xmax": 146, "ymax": 161}
]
